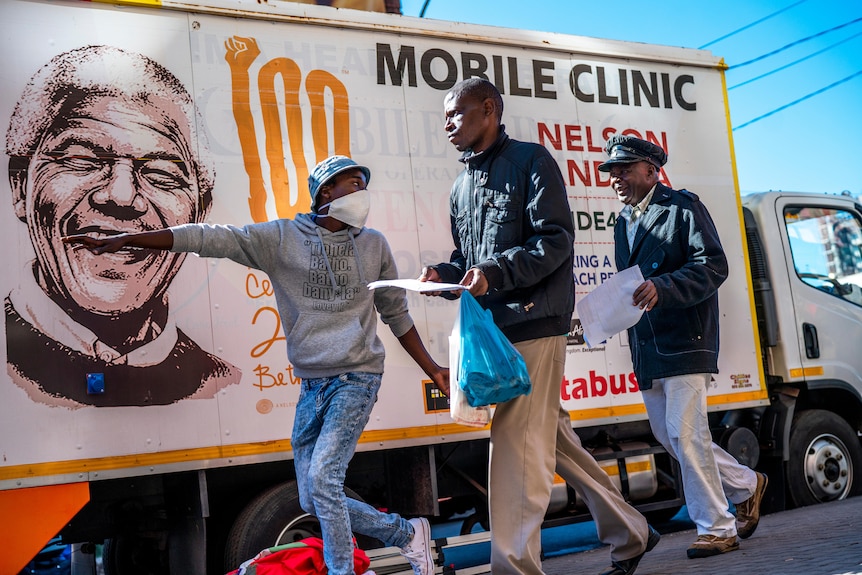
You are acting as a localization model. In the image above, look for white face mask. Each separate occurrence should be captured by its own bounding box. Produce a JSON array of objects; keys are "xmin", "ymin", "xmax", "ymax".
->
[{"xmin": 317, "ymin": 189, "xmax": 371, "ymax": 228}]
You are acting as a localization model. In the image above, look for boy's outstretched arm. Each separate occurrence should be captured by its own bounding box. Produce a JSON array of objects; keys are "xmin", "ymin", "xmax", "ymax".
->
[
  {"xmin": 62, "ymin": 230, "xmax": 175, "ymax": 254},
  {"xmin": 397, "ymin": 326, "xmax": 450, "ymax": 396}
]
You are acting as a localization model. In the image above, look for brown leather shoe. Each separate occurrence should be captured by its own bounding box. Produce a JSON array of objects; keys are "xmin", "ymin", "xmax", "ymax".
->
[
  {"xmin": 735, "ymin": 471, "xmax": 768, "ymax": 539},
  {"xmin": 686, "ymin": 534, "xmax": 739, "ymax": 559}
]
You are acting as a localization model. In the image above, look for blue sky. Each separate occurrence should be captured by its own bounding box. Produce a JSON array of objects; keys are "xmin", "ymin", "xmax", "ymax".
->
[{"xmin": 399, "ymin": 0, "xmax": 862, "ymax": 196}]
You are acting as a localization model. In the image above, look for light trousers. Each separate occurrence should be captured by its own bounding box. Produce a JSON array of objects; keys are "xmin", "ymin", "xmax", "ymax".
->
[
  {"xmin": 554, "ymin": 407, "xmax": 648, "ymax": 561},
  {"xmin": 489, "ymin": 336, "xmax": 649, "ymax": 575},
  {"xmin": 640, "ymin": 373, "xmax": 757, "ymax": 538}
]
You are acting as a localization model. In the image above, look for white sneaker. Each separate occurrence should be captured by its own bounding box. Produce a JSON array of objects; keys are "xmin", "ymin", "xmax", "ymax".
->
[{"xmin": 400, "ymin": 517, "xmax": 433, "ymax": 575}]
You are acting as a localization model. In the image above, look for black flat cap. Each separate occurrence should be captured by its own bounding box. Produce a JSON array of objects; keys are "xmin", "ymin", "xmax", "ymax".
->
[{"xmin": 598, "ymin": 135, "xmax": 668, "ymax": 172}]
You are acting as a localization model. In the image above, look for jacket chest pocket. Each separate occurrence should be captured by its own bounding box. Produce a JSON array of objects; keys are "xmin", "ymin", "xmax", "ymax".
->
[
  {"xmin": 642, "ymin": 251, "xmax": 665, "ymax": 278},
  {"xmin": 483, "ymin": 192, "xmax": 520, "ymax": 248}
]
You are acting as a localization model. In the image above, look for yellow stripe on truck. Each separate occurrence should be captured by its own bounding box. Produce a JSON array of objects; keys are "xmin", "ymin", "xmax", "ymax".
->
[
  {"xmin": 0, "ymin": 422, "xmax": 483, "ymax": 483},
  {"xmin": 600, "ymin": 460, "xmax": 653, "ymax": 477},
  {"xmin": 1, "ymin": 391, "xmax": 767, "ymax": 484},
  {"xmin": 789, "ymin": 366, "xmax": 825, "ymax": 378},
  {"xmin": 567, "ymin": 389, "xmax": 769, "ymax": 422},
  {"xmin": 89, "ymin": 0, "xmax": 163, "ymax": 6}
]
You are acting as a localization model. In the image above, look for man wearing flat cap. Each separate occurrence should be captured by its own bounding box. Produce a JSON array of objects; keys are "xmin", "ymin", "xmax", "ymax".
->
[
  {"xmin": 602, "ymin": 135, "xmax": 768, "ymax": 560},
  {"xmin": 64, "ymin": 155, "xmax": 445, "ymax": 575}
]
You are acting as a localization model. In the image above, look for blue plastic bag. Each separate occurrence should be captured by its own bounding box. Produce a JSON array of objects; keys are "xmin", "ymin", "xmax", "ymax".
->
[{"xmin": 458, "ymin": 292, "xmax": 531, "ymax": 407}]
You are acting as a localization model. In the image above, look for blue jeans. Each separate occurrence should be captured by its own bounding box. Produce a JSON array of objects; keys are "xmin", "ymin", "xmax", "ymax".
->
[{"xmin": 292, "ymin": 372, "xmax": 413, "ymax": 575}]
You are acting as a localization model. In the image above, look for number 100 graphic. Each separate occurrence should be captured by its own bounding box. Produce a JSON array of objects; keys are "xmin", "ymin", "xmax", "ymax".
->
[{"xmin": 226, "ymin": 36, "xmax": 352, "ymax": 222}]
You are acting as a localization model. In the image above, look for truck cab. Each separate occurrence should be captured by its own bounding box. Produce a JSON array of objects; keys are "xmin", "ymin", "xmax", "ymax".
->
[{"xmin": 744, "ymin": 191, "xmax": 862, "ymax": 507}]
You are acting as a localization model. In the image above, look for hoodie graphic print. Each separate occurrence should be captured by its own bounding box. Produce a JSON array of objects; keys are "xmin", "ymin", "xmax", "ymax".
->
[{"xmin": 170, "ymin": 213, "xmax": 414, "ymax": 379}]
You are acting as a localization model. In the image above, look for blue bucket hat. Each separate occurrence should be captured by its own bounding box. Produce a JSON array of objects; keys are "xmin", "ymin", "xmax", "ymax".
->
[{"xmin": 308, "ymin": 155, "xmax": 371, "ymax": 211}]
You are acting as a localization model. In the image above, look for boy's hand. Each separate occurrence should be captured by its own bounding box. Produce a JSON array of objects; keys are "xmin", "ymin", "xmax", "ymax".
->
[
  {"xmin": 62, "ymin": 233, "xmax": 129, "ymax": 255},
  {"xmin": 431, "ymin": 367, "xmax": 450, "ymax": 397}
]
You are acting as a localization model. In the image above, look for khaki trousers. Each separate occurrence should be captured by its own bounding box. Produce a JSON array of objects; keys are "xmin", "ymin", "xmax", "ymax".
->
[
  {"xmin": 554, "ymin": 407, "xmax": 648, "ymax": 561},
  {"xmin": 489, "ymin": 336, "xmax": 648, "ymax": 574}
]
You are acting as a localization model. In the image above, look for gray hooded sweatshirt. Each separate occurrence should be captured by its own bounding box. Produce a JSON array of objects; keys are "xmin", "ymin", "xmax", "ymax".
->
[{"xmin": 170, "ymin": 213, "xmax": 413, "ymax": 379}]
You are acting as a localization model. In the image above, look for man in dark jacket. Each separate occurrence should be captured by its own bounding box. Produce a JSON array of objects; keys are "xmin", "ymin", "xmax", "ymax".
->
[
  {"xmin": 604, "ymin": 135, "xmax": 767, "ymax": 559},
  {"xmin": 422, "ymin": 78, "xmax": 659, "ymax": 575}
]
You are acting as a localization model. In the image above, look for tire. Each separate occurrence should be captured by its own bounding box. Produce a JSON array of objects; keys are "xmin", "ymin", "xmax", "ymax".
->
[
  {"xmin": 643, "ymin": 504, "xmax": 684, "ymax": 526},
  {"xmin": 458, "ymin": 511, "xmax": 489, "ymax": 535},
  {"xmin": 786, "ymin": 409, "xmax": 862, "ymax": 507},
  {"xmin": 223, "ymin": 480, "xmax": 378, "ymax": 572},
  {"xmin": 718, "ymin": 426, "xmax": 760, "ymax": 469},
  {"xmin": 103, "ymin": 535, "xmax": 167, "ymax": 575}
]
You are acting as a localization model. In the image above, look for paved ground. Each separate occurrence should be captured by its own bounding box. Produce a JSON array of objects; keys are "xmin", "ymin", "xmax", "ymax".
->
[{"xmin": 542, "ymin": 495, "xmax": 862, "ymax": 575}]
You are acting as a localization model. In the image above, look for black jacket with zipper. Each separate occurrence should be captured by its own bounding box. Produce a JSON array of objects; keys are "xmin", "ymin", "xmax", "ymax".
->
[{"xmin": 434, "ymin": 128, "xmax": 574, "ymax": 344}]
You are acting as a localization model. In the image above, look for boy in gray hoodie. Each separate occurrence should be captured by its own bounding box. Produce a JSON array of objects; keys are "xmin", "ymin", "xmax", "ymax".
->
[{"xmin": 63, "ymin": 155, "xmax": 446, "ymax": 575}]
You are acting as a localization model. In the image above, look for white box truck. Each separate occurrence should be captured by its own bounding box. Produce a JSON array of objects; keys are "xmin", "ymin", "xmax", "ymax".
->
[{"xmin": 1, "ymin": 1, "xmax": 860, "ymax": 573}]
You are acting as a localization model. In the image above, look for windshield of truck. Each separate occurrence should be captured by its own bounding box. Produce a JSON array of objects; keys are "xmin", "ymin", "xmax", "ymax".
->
[{"xmin": 785, "ymin": 205, "xmax": 862, "ymax": 306}]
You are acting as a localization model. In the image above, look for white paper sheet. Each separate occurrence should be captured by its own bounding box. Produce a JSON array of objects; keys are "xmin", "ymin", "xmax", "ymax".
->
[
  {"xmin": 575, "ymin": 265, "xmax": 646, "ymax": 347},
  {"xmin": 367, "ymin": 279, "xmax": 465, "ymax": 292}
]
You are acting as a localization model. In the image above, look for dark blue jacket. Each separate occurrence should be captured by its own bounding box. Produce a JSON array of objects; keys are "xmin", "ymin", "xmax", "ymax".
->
[
  {"xmin": 614, "ymin": 183, "xmax": 727, "ymax": 390},
  {"xmin": 434, "ymin": 128, "xmax": 574, "ymax": 344}
]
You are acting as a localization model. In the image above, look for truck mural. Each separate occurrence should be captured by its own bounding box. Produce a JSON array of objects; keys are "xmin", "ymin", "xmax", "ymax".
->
[{"xmin": 2, "ymin": 1, "xmax": 860, "ymax": 574}]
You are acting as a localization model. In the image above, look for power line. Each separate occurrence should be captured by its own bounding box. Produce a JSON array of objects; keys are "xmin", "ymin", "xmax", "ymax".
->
[
  {"xmin": 729, "ymin": 30, "xmax": 862, "ymax": 90},
  {"xmin": 733, "ymin": 69, "xmax": 862, "ymax": 130},
  {"xmin": 419, "ymin": 0, "xmax": 431, "ymax": 17},
  {"xmin": 699, "ymin": 0, "xmax": 811, "ymax": 49},
  {"xmin": 730, "ymin": 16, "xmax": 862, "ymax": 69}
]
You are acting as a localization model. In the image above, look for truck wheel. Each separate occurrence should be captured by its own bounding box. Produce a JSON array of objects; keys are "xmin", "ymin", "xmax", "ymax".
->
[
  {"xmin": 223, "ymin": 480, "xmax": 377, "ymax": 571},
  {"xmin": 787, "ymin": 409, "xmax": 862, "ymax": 507},
  {"xmin": 459, "ymin": 511, "xmax": 489, "ymax": 535},
  {"xmin": 643, "ymin": 505, "xmax": 684, "ymax": 526},
  {"xmin": 103, "ymin": 535, "xmax": 167, "ymax": 575}
]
